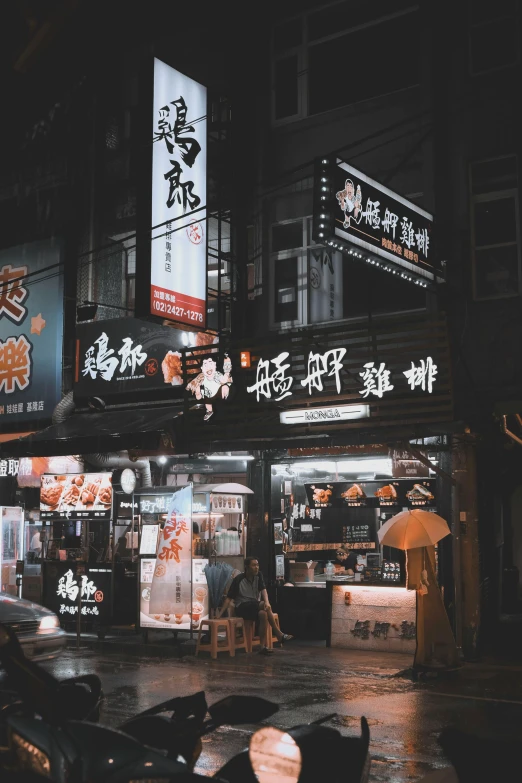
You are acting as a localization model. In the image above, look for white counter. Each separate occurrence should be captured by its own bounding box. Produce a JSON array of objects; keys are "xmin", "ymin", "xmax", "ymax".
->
[{"xmin": 330, "ymin": 584, "xmax": 416, "ymax": 654}]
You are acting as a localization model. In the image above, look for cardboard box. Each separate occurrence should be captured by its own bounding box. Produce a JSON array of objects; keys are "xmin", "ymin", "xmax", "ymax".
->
[{"xmin": 289, "ymin": 561, "xmax": 317, "ymax": 583}]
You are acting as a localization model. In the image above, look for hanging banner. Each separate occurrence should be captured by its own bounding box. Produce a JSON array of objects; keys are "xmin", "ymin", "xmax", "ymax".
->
[
  {"xmin": 147, "ymin": 58, "xmax": 207, "ymax": 327},
  {"xmin": 148, "ymin": 484, "xmax": 192, "ymax": 621}
]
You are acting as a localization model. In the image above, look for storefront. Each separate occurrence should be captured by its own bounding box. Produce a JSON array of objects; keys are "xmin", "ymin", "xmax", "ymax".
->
[{"xmin": 176, "ymin": 311, "xmax": 457, "ymax": 658}]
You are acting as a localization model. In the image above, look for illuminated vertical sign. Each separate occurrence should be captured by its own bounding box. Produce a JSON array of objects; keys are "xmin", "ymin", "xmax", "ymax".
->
[{"xmin": 150, "ymin": 59, "xmax": 207, "ymax": 327}]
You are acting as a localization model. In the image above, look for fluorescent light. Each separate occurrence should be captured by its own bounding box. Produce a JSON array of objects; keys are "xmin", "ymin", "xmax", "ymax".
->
[
  {"xmin": 208, "ymin": 269, "xmax": 226, "ymax": 276},
  {"xmin": 208, "ymin": 454, "xmax": 254, "ymax": 461}
]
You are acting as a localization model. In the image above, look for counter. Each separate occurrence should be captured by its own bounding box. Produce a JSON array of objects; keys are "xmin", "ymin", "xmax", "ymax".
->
[{"xmin": 327, "ymin": 581, "xmax": 416, "ymax": 655}]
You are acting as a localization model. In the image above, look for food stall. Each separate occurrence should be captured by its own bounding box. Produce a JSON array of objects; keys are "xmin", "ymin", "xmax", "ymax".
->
[
  {"xmin": 273, "ymin": 457, "xmax": 438, "ymax": 653},
  {"xmin": 40, "ymin": 472, "xmax": 115, "ymax": 631}
]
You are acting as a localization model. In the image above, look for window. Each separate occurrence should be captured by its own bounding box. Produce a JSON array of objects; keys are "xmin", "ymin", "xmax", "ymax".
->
[
  {"xmin": 471, "ymin": 156, "xmax": 520, "ymax": 300},
  {"xmin": 272, "ymin": 3, "xmax": 419, "ymax": 124},
  {"xmin": 469, "ymin": 0, "xmax": 519, "ymax": 74},
  {"xmin": 308, "ymin": 13, "xmax": 418, "ymax": 115},
  {"xmin": 274, "ymin": 256, "xmax": 299, "ymax": 322},
  {"xmin": 270, "ymin": 217, "xmax": 423, "ymax": 329}
]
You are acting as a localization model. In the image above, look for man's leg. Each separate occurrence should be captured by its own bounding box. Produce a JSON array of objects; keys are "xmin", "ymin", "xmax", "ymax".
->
[{"xmin": 265, "ymin": 605, "xmax": 283, "ymax": 642}]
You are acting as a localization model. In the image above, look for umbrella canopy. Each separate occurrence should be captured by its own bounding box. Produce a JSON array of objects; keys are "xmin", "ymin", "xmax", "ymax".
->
[
  {"xmin": 377, "ymin": 509, "xmax": 451, "ymax": 550},
  {"xmin": 204, "ymin": 562, "xmax": 234, "ymax": 609},
  {"xmin": 211, "ymin": 482, "xmax": 254, "ymax": 495}
]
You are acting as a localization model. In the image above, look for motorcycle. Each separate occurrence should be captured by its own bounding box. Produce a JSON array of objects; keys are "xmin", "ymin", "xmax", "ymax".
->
[
  {"xmin": 217, "ymin": 713, "xmax": 370, "ymax": 783},
  {"xmin": 0, "ymin": 623, "xmax": 278, "ymax": 782}
]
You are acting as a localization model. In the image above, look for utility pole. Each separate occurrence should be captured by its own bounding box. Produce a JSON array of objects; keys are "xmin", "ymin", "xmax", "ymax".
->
[{"xmin": 452, "ymin": 435, "xmax": 481, "ymax": 659}]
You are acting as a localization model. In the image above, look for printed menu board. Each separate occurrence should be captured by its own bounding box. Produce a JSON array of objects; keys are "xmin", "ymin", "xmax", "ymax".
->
[
  {"xmin": 40, "ymin": 473, "xmax": 112, "ymax": 520},
  {"xmin": 306, "ymin": 479, "xmax": 436, "ymax": 510}
]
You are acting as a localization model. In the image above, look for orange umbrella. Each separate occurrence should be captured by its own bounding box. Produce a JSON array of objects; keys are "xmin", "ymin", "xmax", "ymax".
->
[{"xmin": 377, "ymin": 509, "xmax": 451, "ymax": 550}]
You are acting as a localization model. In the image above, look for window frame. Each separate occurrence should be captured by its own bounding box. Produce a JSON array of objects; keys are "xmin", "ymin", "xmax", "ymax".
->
[
  {"xmin": 470, "ymin": 155, "xmax": 521, "ymax": 301},
  {"xmin": 271, "ymin": 3, "xmax": 420, "ymax": 126},
  {"xmin": 468, "ymin": 1, "xmax": 520, "ymax": 76}
]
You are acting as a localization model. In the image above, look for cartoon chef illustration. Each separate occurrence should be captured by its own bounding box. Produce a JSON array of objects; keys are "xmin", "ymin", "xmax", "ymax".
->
[
  {"xmin": 186, "ymin": 353, "xmax": 232, "ymax": 421},
  {"xmin": 336, "ymin": 179, "xmax": 363, "ymax": 229}
]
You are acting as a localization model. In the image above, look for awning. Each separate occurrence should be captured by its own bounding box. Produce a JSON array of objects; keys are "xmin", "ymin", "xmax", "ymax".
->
[{"xmin": 0, "ymin": 407, "xmax": 181, "ymax": 458}]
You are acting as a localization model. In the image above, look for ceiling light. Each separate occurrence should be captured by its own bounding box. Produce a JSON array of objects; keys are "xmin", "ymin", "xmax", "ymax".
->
[
  {"xmin": 208, "ymin": 454, "xmax": 254, "ymax": 461},
  {"xmin": 158, "ymin": 456, "xmax": 168, "ymax": 465}
]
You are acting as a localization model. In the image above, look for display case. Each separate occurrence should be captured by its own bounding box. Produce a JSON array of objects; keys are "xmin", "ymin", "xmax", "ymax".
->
[{"xmin": 0, "ymin": 506, "xmax": 23, "ymax": 596}]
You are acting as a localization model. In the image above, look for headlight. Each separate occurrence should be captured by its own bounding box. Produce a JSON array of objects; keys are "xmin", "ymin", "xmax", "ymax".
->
[
  {"xmin": 10, "ymin": 731, "xmax": 51, "ymax": 776},
  {"xmin": 39, "ymin": 615, "xmax": 59, "ymax": 631}
]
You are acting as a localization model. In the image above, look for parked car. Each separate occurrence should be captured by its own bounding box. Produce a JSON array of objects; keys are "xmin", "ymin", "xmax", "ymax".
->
[{"xmin": 0, "ymin": 593, "xmax": 66, "ymax": 661}]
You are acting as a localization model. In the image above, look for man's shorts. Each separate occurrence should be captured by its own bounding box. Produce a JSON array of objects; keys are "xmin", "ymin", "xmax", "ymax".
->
[{"xmin": 235, "ymin": 600, "xmax": 262, "ymax": 622}]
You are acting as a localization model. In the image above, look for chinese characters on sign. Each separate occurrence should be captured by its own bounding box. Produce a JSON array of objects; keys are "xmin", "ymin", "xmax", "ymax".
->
[
  {"xmin": 149, "ymin": 59, "xmax": 207, "ymax": 327},
  {"xmin": 315, "ymin": 158, "xmax": 440, "ymax": 284},
  {"xmin": 0, "ymin": 459, "xmax": 19, "ymax": 477},
  {"xmin": 82, "ymin": 332, "xmax": 147, "ymax": 382},
  {"xmin": 55, "ymin": 568, "xmax": 105, "ymax": 616},
  {"xmin": 139, "ymin": 495, "xmax": 171, "ymax": 515},
  {"xmin": 0, "ymin": 241, "xmax": 64, "ymax": 423},
  {"xmin": 246, "ymin": 351, "xmax": 438, "ymax": 402}
]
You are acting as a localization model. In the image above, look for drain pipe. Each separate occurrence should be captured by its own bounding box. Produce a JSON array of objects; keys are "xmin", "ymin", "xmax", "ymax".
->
[
  {"xmin": 51, "ymin": 393, "xmax": 152, "ymax": 487},
  {"xmin": 52, "ymin": 391, "xmax": 75, "ymax": 424},
  {"xmin": 85, "ymin": 452, "xmax": 152, "ymax": 488}
]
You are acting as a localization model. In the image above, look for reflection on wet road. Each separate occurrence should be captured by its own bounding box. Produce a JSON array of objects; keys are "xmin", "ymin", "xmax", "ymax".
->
[{"xmin": 39, "ymin": 645, "xmax": 522, "ymax": 781}]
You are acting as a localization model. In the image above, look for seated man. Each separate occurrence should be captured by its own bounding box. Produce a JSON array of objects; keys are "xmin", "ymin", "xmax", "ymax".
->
[{"xmin": 218, "ymin": 557, "xmax": 293, "ymax": 655}]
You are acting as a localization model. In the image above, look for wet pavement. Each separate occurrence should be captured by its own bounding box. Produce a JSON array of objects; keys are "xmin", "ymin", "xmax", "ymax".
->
[{"xmin": 32, "ymin": 640, "xmax": 522, "ymax": 782}]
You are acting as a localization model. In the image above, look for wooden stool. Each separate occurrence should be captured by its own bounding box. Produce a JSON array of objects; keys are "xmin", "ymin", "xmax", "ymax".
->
[
  {"xmin": 227, "ymin": 617, "xmax": 249, "ymax": 654},
  {"xmin": 266, "ymin": 612, "xmax": 281, "ymax": 650},
  {"xmin": 195, "ymin": 619, "xmax": 234, "ymax": 659}
]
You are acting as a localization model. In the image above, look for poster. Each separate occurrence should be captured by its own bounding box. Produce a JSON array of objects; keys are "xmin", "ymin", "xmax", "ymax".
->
[
  {"xmin": 40, "ymin": 473, "xmax": 112, "ymax": 520},
  {"xmin": 140, "ymin": 557, "xmax": 209, "ymax": 630},
  {"xmin": 273, "ymin": 521, "xmax": 283, "ymax": 544},
  {"xmin": 306, "ymin": 479, "xmax": 436, "ymax": 509},
  {"xmin": 140, "ymin": 524, "xmax": 159, "ymax": 555},
  {"xmin": 275, "ymin": 554, "xmax": 285, "ymax": 579}
]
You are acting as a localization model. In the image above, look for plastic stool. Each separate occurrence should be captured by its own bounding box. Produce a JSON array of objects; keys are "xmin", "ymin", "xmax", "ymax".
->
[
  {"xmin": 195, "ymin": 618, "xmax": 233, "ymax": 659},
  {"xmin": 227, "ymin": 617, "xmax": 249, "ymax": 654}
]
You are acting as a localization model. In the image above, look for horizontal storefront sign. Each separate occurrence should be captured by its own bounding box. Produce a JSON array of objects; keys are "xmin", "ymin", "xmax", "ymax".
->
[
  {"xmin": 40, "ymin": 473, "xmax": 112, "ymax": 520},
  {"xmin": 313, "ymin": 157, "xmax": 441, "ymax": 285},
  {"xmin": 148, "ymin": 58, "xmax": 207, "ymax": 327},
  {"xmin": 139, "ymin": 494, "xmax": 173, "ymax": 515},
  {"xmin": 75, "ymin": 318, "xmax": 217, "ymax": 400},
  {"xmin": 0, "ymin": 240, "xmax": 64, "ymax": 424},
  {"xmin": 246, "ymin": 349, "xmax": 438, "ymax": 402},
  {"xmin": 280, "ymin": 404, "xmax": 369, "ymax": 425}
]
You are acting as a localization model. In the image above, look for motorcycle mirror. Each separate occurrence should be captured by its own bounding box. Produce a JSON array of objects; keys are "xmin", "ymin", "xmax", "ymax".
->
[
  {"xmin": 249, "ymin": 726, "xmax": 302, "ymax": 783},
  {"xmin": 208, "ymin": 695, "xmax": 279, "ymax": 727}
]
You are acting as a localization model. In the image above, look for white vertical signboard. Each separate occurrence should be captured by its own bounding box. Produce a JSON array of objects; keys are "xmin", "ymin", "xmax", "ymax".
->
[{"xmin": 150, "ymin": 59, "xmax": 207, "ymax": 327}]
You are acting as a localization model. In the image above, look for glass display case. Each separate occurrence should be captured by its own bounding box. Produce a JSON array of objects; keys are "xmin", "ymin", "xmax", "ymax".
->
[{"xmin": 1, "ymin": 506, "xmax": 24, "ymax": 596}]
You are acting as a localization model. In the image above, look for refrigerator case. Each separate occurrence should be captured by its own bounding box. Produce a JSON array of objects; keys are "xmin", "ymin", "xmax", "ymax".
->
[{"xmin": 1, "ymin": 507, "xmax": 24, "ymax": 595}]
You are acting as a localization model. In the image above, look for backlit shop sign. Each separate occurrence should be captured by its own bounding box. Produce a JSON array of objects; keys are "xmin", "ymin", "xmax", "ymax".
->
[
  {"xmin": 246, "ymin": 350, "xmax": 438, "ymax": 402},
  {"xmin": 313, "ymin": 157, "xmax": 443, "ymax": 286},
  {"xmin": 280, "ymin": 404, "xmax": 369, "ymax": 425},
  {"xmin": 148, "ymin": 59, "xmax": 207, "ymax": 327}
]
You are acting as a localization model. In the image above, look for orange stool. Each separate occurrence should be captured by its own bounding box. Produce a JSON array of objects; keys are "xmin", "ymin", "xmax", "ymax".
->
[
  {"xmin": 227, "ymin": 617, "xmax": 249, "ymax": 654},
  {"xmin": 195, "ymin": 618, "xmax": 234, "ymax": 659}
]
